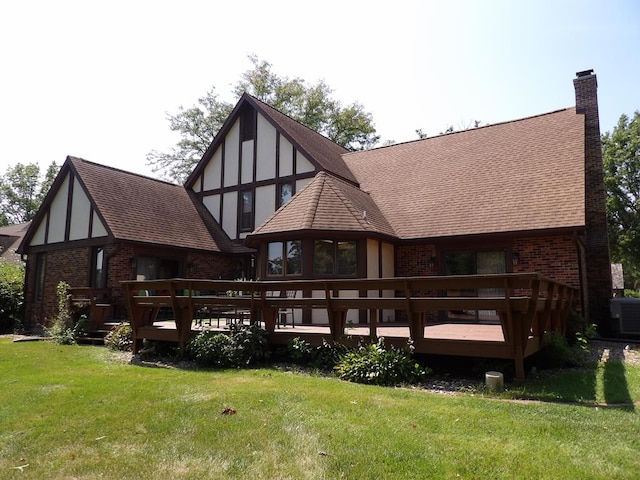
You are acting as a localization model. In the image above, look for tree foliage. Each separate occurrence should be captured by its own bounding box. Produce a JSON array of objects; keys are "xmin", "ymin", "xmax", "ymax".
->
[
  {"xmin": 603, "ymin": 111, "xmax": 640, "ymax": 289},
  {"xmin": 0, "ymin": 162, "xmax": 58, "ymax": 226},
  {"xmin": 147, "ymin": 55, "xmax": 379, "ymax": 183}
]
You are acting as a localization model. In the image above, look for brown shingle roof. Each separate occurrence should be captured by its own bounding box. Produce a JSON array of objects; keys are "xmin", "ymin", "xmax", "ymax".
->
[
  {"xmin": 248, "ymin": 171, "xmax": 396, "ymax": 242},
  {"xmin": 68, "ymin": 157, "xmax": 247, "ymax": 253},
  {"xmin": 342, "ymin": 108, "xmax": 586, "ymax": 240}
]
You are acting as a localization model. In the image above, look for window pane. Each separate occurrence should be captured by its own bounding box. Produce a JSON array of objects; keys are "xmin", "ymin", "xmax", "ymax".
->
[
  {"xmin": 240, "ymin": 190, "xmax": 253, "ymax": 230},
  {"xmin": 268, "ymin": 242, "xmax": 283, "ymax": 276},
  {"xmin": 337, "ymin": 241, "xmax": 357, "ymax": 275},
  {"xmin": 93, "ymin": 247, "xmax": 105, "ymax": 288},
  {"xmin": 286, "ymin": 240, "xmax": 302, "ymax": 275},
  {"xmin": 35, "ymin": 254, "xmax": 46, "ymax": 301},
  {"xmin": 279, "ymin": 183, "xmax": 293, "ymax": 207},
  {"xmin": 314, "ymin": 240, "xmax": 334, "ymax": 275}
]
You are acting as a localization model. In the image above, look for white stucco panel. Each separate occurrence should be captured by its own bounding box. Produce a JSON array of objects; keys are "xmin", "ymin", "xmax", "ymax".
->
[
  {"xmin": 279, "ymin": 136, "xmax": 293, "ymax": 177},
  {"xmin": 91, "ymin": 210, "xmax": 108, "ymax": 238},
  {"xmin": 296, "ymin": 177, "xmax": 312, "ymax": 193},
  {"xmin": 241, "ymin": 140, "xmax": 254, "ymax": 184},
  {"xmin": 203, "ymin": 147, "xmax": 222, "ymax": 190},
  {"xmin": 256, "ymin": 113, "xmax": 276, "ymax": 181},
  {"xmin": 48, "ymin": 173, "xmax": 69, "ymax": 243},
  {"xmin": 255, "ymin": 184, "xmax": 275, "ymax": 229},
  {"xmin": 69, "ymin": 178, "xmax": 91, "ymax": 241},
  {"xmin": 223, "ymin": 121, "xmax": 240, "ymax": 187},
  {"xmin": 296, "ymin": 153, "xmax": 314, "ymax": 173},
  {"xmin": 30, "ymin": 214, "xmax": 47, "ymax": 246},
  {"xmin": 202, "ymin": 194, "xmax": 221, "ymax": 223},
  {"xmin": 222, "ymin": 190, "xmax": 238, "ymax": 239}
]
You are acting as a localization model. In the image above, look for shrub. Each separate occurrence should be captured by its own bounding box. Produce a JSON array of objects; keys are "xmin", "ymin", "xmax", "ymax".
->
[
  {"xmin": 310, "ymin": 339, "xmax": 349, "ymax": 370},
  {"xmin": 286, "ymin": 337, "xmax": 314, "ymax": 364},
  {"xmin": 187, "ymin": 323, "xmax": 270, "ymax": 368},
  {"xmin": 104, "ymin": 323, "xmax": 133, "ymax": 351},
  {"xmin": 0, "ymin": 260, "xmax": 24, "ymax": 333},
  {"xmin": 47, "ymin": 281, "xmax": 86, "ymax": 345},
  {"xmin": 335, "ymin": 338, "xmax": 430, "ymax": 386},
  {"xmin": 536, "ymin": 331, "xmax": 588, "ymax": 368}
]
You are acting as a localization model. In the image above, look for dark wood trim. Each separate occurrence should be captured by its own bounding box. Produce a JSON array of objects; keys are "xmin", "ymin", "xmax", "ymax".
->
[
  {"xmin": 275, "ymin": 131, "xmax": 280, "ymax": 178},
  {"xmin": 44, "ymin": 209, "xmax": 50, "ymax": 245},
  {"xmin": 88, "ymin": 205, "xmax": 94, "ymax": 238},
  {"xmin": 196, "ymin": 171, "xmax": 316, "ymax": 198},
  {"xmin": 64, "ymin": 173, "xmax": 74, "ymax": 242}
]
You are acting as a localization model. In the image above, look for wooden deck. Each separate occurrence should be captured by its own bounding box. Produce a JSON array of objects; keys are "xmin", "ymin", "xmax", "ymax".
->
[{"xmin": 120, "ymin": 274, "xmax": 578, "ymax": 380}]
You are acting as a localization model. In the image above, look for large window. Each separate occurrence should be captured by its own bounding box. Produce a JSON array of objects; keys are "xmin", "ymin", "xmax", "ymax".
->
[
  {"xmin": 136, "ymin": 256, "xmax": 180, "ymax": 281},
  {"xmin": 444, "ymin": 250, "xmax": 506, "ymax": 322},
  {"xmin": 240, "ymin": 189, "xmax": 254, "ymax": 231},
  {"xmin": 267, "ymin": 241, "xmax": 302, "ymax": 276},
  {"xmin": 314, "ymin": 240, "xmax": 357, "ymax": 277}
]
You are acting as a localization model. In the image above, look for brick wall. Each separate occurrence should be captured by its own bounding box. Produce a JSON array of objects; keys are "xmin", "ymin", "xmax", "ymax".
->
[
  {"xmin": 24, "ymin": 246, "xmax": 90, "ymax": 327},
  {"xmin": 512, "ymin": 235, "xmax": 580, "ymax": 287},
  {"xmin": 23, "ymin": 242, "xmax": 243, "ymax": 327}
]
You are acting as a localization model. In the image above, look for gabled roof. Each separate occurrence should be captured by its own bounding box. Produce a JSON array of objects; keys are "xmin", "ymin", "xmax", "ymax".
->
[
  {"xmin": 21, "ymin": 157, "xmax": 249, "ymax": 254},
  {"xmin": 342, "ymin": 108, "xmax": 586, "ymax": 240},
  {"xmin": 246, "ymin": 171, "xmax": 396, "ymax": 244},
  {"xmin": 186, "ymin": 93, "xmax": 355, "ymax": 188},
  {"xmin": 0, "ymin": 222, "xmax": 29, "ymax": 263}
]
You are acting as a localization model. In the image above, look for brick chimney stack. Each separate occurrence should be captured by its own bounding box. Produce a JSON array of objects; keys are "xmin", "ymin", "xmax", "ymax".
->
[{"xmin": 573, "ymin": 70, "xmax": 612, "ymax": 332}]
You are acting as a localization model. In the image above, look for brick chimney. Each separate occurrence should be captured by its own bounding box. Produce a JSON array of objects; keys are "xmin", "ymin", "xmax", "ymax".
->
[{"xmin": 573, "ymin": 70, "xmax": 612, "ymax": 332}]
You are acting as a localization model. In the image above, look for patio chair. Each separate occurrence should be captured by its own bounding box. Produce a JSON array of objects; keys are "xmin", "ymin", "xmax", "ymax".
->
[{"xmin": 277, "ymin": 290, "xmax": 296, "ymax": 328}]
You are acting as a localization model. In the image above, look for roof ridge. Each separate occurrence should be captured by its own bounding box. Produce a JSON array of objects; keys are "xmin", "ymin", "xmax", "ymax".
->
[
  {"xmin": 323, "ymin": 175, "xmax": 374, "ymax": 231},
  {"xmin": 302, "ymin": 172, "xmax": 326, "ymax": 227},
  {"xmin": 342, "ymin": 107, "xmax": 576, "ymax": 155},
  {"xmin": 67, "ymin": 156, "xmax": 180, "ymax": 187},
  {"xmin": 243, "ymin": 94, "xmax": 349, "ymax": 152}
]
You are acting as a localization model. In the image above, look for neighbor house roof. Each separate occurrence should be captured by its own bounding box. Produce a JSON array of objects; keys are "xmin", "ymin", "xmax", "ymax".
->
[
  {"xmin": 186, "ymin": 93, "xmax": 355, "ymax": 188},
  {"xmin": 342, "ymin": 107, "xmax": 586, "ymax": 240},
  {"xmin": 247, "ymin": 171, "xmax": 396, "ymax": 244},
  {"xmin": 0, "ymin": 222, "xmax": 30, "ymax": 263}
]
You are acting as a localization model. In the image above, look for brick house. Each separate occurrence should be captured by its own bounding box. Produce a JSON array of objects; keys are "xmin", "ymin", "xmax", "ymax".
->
[{"xmin": 18, "ymin": 70, "xmax": 612, "ymax": 331}]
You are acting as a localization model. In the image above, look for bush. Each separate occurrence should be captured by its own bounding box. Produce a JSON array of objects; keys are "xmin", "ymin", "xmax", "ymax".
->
[
  {"xmin": 0, "ymin": 260, "xmax": 24, "ymax": 333},
  {"xmin": 104, "ymin": 323, "xmax": 133, "ymax": 351},
  {"xmin": 285, "ymin": 337, "xmax": 349, "ymax": 370},
  {"xmin": 47, "ymin": 281, "xmax": 86, "ymax": 345},
  {"xmin": 187, "ymin": 323, "xmax": 270, "ymax": 368},
  {"xmin": 336, "ymin": 339, "xmax": 430, "ymax": 386},
  {"xmin": 536, "ymin": 331, "xmax": 587, "ymax": 368}
]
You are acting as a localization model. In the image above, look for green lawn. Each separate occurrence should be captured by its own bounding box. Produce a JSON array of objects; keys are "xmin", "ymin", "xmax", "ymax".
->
[{"xmin": 1, "ymin": 339, "xmax": 639, "ymax": 479}]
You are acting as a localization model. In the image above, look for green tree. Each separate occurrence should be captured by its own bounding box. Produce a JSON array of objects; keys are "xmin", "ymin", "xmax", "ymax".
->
[
  {"xmin": 0, "ymin": 161, "xmax": 59, "ymax": 226},
  {"xmin": 147, "ymin": 55, "xmax": 380, "ymax": 183},
  {"xmin": 603, "ymin": 111, "xmax": 640, "ymax": 290}
]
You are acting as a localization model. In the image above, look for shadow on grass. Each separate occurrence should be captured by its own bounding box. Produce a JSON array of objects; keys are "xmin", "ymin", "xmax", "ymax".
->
[
  {"xmin": 603, "ymin": 345, "xmax": 635, "ymax": 411},
  {"xmin": 507, "ymin": 344, "xmax": 636, "ymax": 410}
]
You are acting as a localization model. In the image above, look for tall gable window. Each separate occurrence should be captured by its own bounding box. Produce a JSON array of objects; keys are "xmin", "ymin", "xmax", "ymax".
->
[
  {"xmin": 35, "ymin": 253, "xmax": 46, "ymax": 301},
  {"xmin": 267, "ymin": 241, "xmax": 302, "ymax": 276},
  {"xmin": 240, "ymin": 189, "xmax": 254, "ymax": 231},
  {"xmin": 91, "ymin": 247, "xmax": 106, "ymax": 288},
  {"xmin": 240, "ymin": 107, "xmax": 256, "ymax": 141},
  {"xmin": 314, "ymin": 240, "xmax": 357, "ymax": 277},
  {"xmin": 278, "ymin": 182, "xmax": 293, "ymax": 208}
]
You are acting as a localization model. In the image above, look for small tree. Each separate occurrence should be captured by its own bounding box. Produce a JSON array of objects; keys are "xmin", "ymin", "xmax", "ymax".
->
[
  {"xmin": 603, "ymin": 111, "xmax": 640, "ymax": 289},
  {"xmin": 0, "ymin": 260, "xmax": 24, "ymax": 333},
  {"xmin": 0, "ymin": 161, "xmax": 58, "ymax": 226}
]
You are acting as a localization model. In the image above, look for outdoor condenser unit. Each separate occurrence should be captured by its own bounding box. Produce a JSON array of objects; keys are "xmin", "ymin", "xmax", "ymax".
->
[{"xmin": 610, "ymin": 298, "xmax": 640, "ymax": 335}]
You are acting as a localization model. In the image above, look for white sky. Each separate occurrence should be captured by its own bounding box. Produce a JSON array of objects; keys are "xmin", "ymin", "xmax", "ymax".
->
[{"xmin": 1, "ymin": 0, "xmax": 639, "ymax": 179}]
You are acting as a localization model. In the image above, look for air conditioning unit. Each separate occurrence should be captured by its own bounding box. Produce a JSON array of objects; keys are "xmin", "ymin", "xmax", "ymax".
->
[{"xmin": 610, "ymin": 298, "xmax": 640, "ymax": 335}]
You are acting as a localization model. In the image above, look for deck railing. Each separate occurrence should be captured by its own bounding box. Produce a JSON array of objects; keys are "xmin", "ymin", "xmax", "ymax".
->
[{"xmin": 122, "ymin": 273, "xmax": 578, "ymax": 380}]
